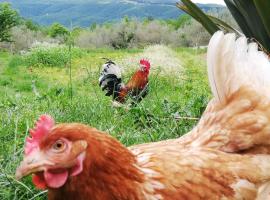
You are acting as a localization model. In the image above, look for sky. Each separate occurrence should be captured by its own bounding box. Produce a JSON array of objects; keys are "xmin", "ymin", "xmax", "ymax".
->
[{"xmin": 192, "ymin": 0, "xmax": 225, "ymax": 5}]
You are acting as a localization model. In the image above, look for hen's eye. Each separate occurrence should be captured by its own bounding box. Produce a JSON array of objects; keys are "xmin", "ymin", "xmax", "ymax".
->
[{"xmin": 52, "ymin": 140, "xmax": 66, "ymax": 152}]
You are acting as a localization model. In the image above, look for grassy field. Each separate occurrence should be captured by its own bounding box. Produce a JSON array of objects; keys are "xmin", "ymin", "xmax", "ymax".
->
[{"xmin": 0, "ymin": 46, "xmax": 211, "ymax": 199}]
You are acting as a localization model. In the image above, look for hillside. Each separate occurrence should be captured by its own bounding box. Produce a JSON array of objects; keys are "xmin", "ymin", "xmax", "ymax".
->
[{"xmin": 0, "ymin": 0, "xmax": 224, "ymax": 27}]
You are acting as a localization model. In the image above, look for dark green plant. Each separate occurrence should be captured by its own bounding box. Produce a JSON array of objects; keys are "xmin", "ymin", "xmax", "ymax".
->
[
  {"xmin": 0, "ymin": 3, "xmax": 20, "ymax": 42},
  {"xmin": 23, "ymin": 18, "xmax": 40, "ymax": 32},
  {"xmin": 48, "ymin": 22, "xmax": 69, "ymax": 38},
  {"xmin": 177, "ymin": 0, "xmax": 270, "ymax": 53},
  {"xmin": 90, "ymin": 22, "xmax": 97, "ymax": 31},
  {"xmin": 24, "ymin": 46, "xmax": 84, "ymax": 67},
  {"xmin": 166, "ymin": 15, "xmax": 191, "ymax": 30}
]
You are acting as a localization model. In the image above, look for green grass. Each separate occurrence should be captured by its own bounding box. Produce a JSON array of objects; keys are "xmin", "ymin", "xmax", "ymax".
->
[
  {"xmin": 0, "ymin": 47, "xmax": 210, "ymax": 199},
  {"xmin": 24, "ymin": 46, "xmax": 85, "ymax": 67}
]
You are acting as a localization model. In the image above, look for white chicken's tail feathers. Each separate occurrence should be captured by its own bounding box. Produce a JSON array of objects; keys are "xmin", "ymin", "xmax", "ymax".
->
[
  {"xmin": 207, "ymin": 31, "xmax": 270, "ymax": 103},
  {"xmin": 99, "ymin": 60, "xmax": 123, "ymax": 98},
  {"xmin": 99, "ymin": 60, "xmax": 122, "ymax": 82}
]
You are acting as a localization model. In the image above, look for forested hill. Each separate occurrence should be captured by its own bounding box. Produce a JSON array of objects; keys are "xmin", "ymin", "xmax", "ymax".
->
[{"xmin": 0, "ymin": 0, "xmax": 225, "ymax": 27}]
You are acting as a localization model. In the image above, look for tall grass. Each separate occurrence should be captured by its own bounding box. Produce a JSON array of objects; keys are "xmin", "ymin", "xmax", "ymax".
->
[{"xmin": 24, "ymin": 45, "xmax": 85, "ymax": 67}]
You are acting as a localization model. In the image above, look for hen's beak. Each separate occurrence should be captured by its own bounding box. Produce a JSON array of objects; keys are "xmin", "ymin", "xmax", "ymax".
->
[{"xmin": 15, "ymin": 151, "xmax": 54, "ymax": 180}]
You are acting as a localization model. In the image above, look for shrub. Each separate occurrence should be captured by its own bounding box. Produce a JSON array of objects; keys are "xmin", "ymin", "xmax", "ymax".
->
[
  {"xmin": 10, "ymin": 26, "xmax": 49, "ymax": 52},
  {"xmin": 2, "ymin": 9, "xmax": 235, "ymax": 50},
  {"xmin": 178, "ymin": 19, "xmax": 211, "ymax": 47},
  {"xmin": 74, "ymin": 25, "xmax": 118, "ymax": 48},
  {"xmin": 74, "ymin": 20, "xmax": 175, "ymax": 49},
  {"xmin": 24, "ymin": 44, "xmax": 85, "ymax": 67},
  {"xmin": 74, "ymin": 10, "xmax": 235, "ymax": 49},
  {"xmin": 0, "ymin": 25, "xmax": 61, "ymax": 52}
]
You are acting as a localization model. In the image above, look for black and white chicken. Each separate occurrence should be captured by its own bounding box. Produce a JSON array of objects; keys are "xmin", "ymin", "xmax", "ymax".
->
[{"xmin": 99, "ymin": 58, "xmax": 151, "ymax": 104}]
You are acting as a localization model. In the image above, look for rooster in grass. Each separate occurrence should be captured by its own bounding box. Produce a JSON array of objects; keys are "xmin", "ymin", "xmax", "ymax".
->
[
  {"xmin": 99, "ymin": 59, "xmax": 150, "ymax": 105},
  {"xmin": 16, "ymin": 32, "xmax": 270, "ymax": 199}
]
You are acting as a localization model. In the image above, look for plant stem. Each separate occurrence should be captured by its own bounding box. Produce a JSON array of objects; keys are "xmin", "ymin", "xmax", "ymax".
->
[{"xmin": 69, "ymin": 20, "xmax": 73, "ymax": 102}]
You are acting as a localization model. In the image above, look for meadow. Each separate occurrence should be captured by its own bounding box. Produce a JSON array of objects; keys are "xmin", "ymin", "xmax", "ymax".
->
[{"xmin": 0, "ymin": 45, "xmax": 211, "ymax": 199}]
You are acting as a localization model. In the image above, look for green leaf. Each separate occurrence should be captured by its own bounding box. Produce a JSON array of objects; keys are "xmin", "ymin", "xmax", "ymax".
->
[
  {"xmin": 223, "ymin": 0, "xmax": 253, "ymax": 37},
  {"xmin": 253, "ymin": 0, "xmax": 270, "ymax": 37},
  {"xmin": 224, "ymin": 0, "xmax": 270, "ymax": 52},
  {"xmin": 176, "ymin": 0, "xmax": 220, "ymax": 35},
  {"xmin": 207, "ymin": 15, "xmax": 242, "ymax": 35}
]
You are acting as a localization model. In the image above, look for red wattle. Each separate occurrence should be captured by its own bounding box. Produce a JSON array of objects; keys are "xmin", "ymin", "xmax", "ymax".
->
[
  {"xmin": 44, "ymin": 170, "xmax": 68, "ymax": 188},
  {"xmin": 32, "ymin": 173, "xmax": 47, "ymax": 190}
]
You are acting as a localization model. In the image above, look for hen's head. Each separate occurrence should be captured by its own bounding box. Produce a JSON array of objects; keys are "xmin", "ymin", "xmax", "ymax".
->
[
  {"xmin": 139, "ymin": 59, "xmax": 151, "ymax": 74},
  {"xmin": 16, "ymin": 115, "xmax": 90, "ymax": 189},
  {"xmin": 16, "ymin": 115, "xmax": 137, "ymax": 191}
]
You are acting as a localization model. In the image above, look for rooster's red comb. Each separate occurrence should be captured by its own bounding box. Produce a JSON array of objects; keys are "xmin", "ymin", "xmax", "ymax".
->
[
  {"xmin": 25, "ymin": 115, "xmax": 55, "ymax": 155},
  {"xmin": 140, "ymin": 59, "xmax": 150, "ymax": 69}
]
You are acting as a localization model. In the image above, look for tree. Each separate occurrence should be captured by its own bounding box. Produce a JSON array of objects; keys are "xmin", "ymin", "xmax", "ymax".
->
[
  {"xmin": 143, "ymin": 16, "xmax": 154, "ymax": 25},
  {"xmin": 166, "ymin": 15, "xmax": 191, "ymax": 30},
  {"xmin": 24, "ymin": 19, "xmax": 40, "ymax": 32},
  {"xmin": 90, "ymin": 22, "xmax": 97, "ymax": 31},
  {"xmin": 123, "ymin": 15, "xmax": 130, "ymax": 24},
  {"xmin": 0, "ymin": 3, "xmax": 20, "ymax": 42},
  {"xmin": 48, "ymin": 22, "xmax": 69, "ymax": 38}
]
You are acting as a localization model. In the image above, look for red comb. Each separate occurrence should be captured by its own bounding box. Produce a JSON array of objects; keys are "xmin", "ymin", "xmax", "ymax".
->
[
  {"xmin": 25, "ymin": 115, "xmax": 55, "ymax": 155},
  {"xmin": 140, "ymin": 59, "xmax": 150, "ymax": 69}
]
